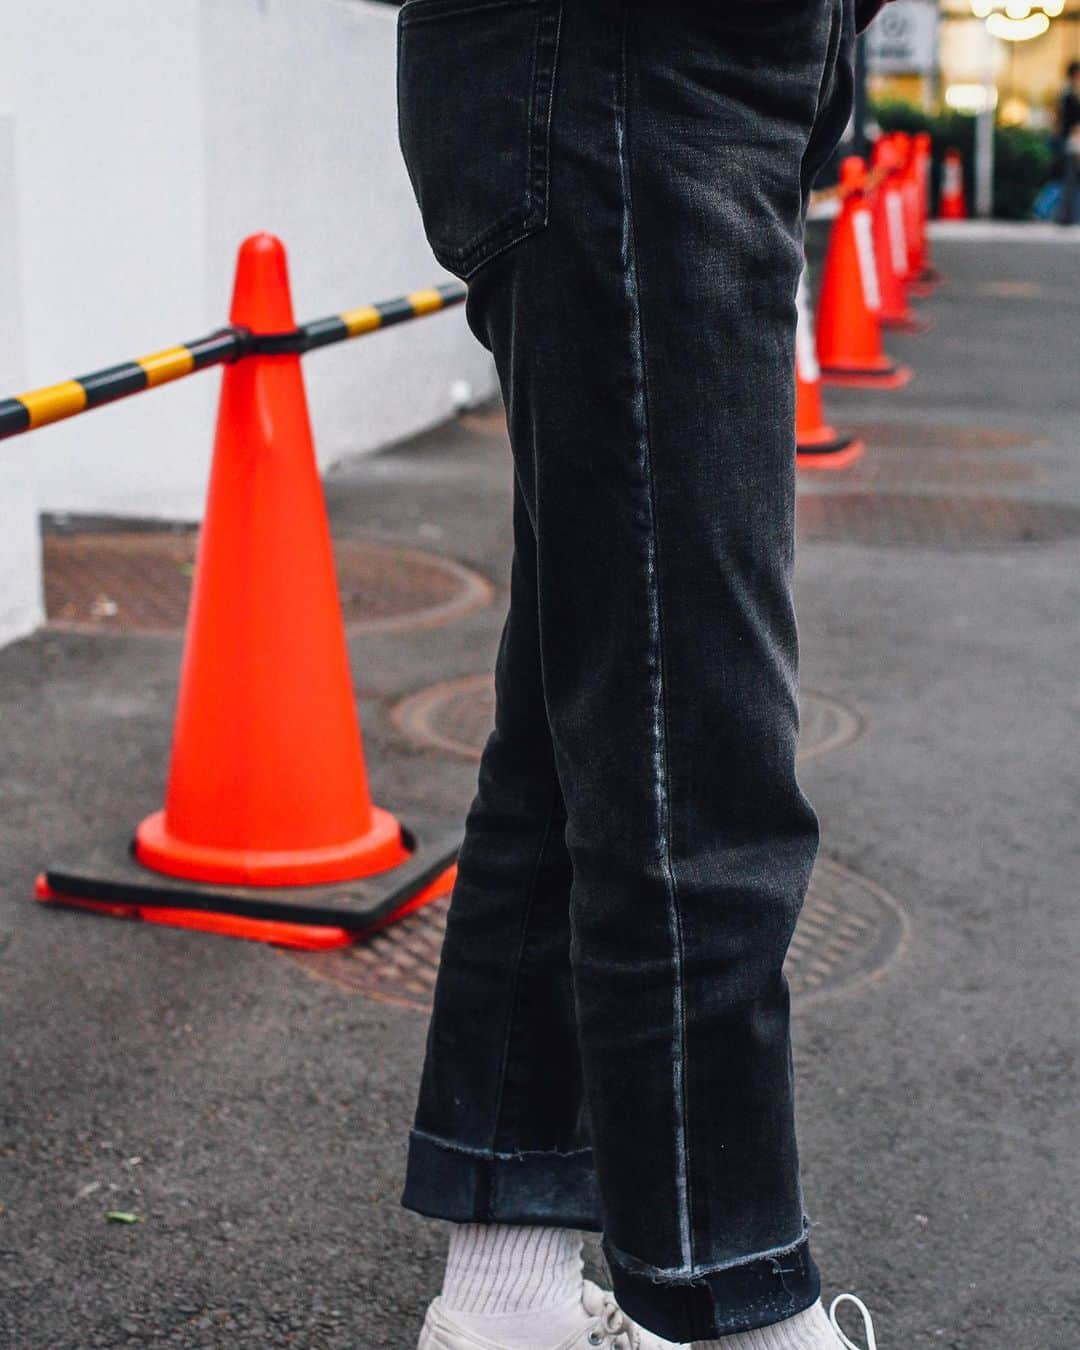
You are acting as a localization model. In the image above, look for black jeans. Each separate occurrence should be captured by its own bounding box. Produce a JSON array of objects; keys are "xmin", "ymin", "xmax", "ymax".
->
[{"xmin": 395, "ymin": 1, "xmax": 854, "ymax": 1339}]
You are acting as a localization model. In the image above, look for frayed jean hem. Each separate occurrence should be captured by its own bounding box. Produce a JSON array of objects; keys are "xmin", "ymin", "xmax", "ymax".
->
[
  {"xmin": 402, "ymin": 1128, "xmax": 819, "ymax": 1339},
  {"xmin": 603, "ymin": 1221, "xmax": 821, "ymax": 1340}
]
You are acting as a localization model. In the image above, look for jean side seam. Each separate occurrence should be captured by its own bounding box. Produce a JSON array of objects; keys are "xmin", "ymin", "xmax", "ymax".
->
[
  {"xmin": 487, "ymin": 775, "xmax": 563, "ymax": 1161},
  {"xmin": 615, "ymin": 3, "xmax": 693, "ymax": 1275}
]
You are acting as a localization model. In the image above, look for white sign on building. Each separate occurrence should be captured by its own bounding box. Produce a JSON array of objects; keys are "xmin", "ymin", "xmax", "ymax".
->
[{"xmin": 866, "ymin": 0, "xmax": 939, "ymax": 76}]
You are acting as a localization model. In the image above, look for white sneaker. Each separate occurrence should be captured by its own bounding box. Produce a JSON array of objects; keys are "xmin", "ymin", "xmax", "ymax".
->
[
  {"xmin": 418, "ymin": 1277, "xmax": 688, "ymax": 1349},
  {"xmin": 828, "ymin": 1293, "xmax": 878, "ymax": 1349}
]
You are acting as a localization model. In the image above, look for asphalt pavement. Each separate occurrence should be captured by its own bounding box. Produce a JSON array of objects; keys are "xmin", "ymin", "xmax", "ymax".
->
[{"xmin": 1, "ymin": 229, "xmax": 1077, "ymax": 1348}]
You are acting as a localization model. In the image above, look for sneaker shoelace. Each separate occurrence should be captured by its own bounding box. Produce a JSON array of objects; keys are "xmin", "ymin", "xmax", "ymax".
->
[
  {"xmin": 580, "ymin": 1284, "xmax": 877, "ymax": 1349},
  {"xmin": 828, "ymin": 1293, "xmax": 877, "ymax": 1350},
  {"xmin": 583, "ymin": 1285, "xmax": 637, "ymax": 1348}
]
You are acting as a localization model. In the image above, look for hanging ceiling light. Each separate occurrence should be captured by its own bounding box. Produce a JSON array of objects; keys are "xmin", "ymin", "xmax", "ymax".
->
[
  {"xmin": 985, "ymin": 12, "xmax": 1050, "ymax": 36},
  {"xmin": 969, "ymin": 0, "xmax": 1060, "ymax": 38}
]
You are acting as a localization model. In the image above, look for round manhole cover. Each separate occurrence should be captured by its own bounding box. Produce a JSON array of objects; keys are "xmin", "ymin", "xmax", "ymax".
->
[
  {"xmin": 43, "ymin": 531, "xmax": 492, "ymax": 635},
  {"xmin": 283, "ymin": 855, "xmax": 905, "ymax": 1011},
  {"xmin": 795, "ymin": 493, "xmax": 1080, "ymax": 550},
  {"xmin": 392, "ymin": 672, "xmax": 495, "ymax": 760},
  {"xmin": 393, "ymin": 674, "xmax": 862, "ymax": 764},
  {"xmin": 842, "ymin": 423, "xmax": 1033, "ymax": 453},
  {"xmin": 798, "ymin": 689, "xmax": 865, "ymax": 761}
]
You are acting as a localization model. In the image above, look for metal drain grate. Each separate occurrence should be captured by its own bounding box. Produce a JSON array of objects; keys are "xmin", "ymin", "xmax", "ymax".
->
[
  {"xmin": 462, "ymin": 411, "xmax": 1035, "ymax": 458},
  {"xmin": 813, "ymin": 455, "xmax": 1037, "ymax": 488},
  {"xmin": 43, "ymin": 531, "xmax": 492, "ymax": 635},
  {"xmin": 972, "ymin": 281, "xmax": 1047, "ymax": 300},
  {"xmin": 841, "ymin": 423, "xmax": 1034, "ymax": 453},
  {"xmin": 463, "ymin": 411, "xmax": 1036, "ymax": 458},
  {"xmin": 795, "ymin": 493, "xmax": 1080, "ymax": 550},
  {"xmin": 283, "ymin": 855, "xmax": 905, "ymax": 1011},
  {"xmin": 393, "ymin": 674, "xmax": 862, "ymax": 765}
]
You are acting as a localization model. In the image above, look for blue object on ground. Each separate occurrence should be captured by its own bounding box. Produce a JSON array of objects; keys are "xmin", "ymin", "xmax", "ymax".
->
[{"xmin": 1031, "ymin": 181, "xmax": 1062, "ymax": 220}]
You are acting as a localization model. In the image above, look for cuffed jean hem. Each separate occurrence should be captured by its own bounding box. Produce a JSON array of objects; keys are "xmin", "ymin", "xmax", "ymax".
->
[
  {"xmin": 603, "ymin": 1222, "xmax": 821, "ymax": 1342},
  {"xmin": 400, "ymin": 1128, "xmax": 603, "ymax": 1231}
]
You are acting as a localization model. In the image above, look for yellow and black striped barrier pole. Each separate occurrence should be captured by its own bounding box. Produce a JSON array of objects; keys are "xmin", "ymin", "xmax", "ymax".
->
[{"xmin": 0, "ymin": 282, "xmax": 467, "ymax": 443}]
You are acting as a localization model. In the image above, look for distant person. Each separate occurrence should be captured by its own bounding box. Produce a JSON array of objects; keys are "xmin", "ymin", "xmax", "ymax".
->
[
  {"xmin": 395, "ymin": 1, "xmax": 893, "ymax": 1347},
  {"xmin": 1058, "ymin": 60, "xmax": 1080, "ymax": 224}
]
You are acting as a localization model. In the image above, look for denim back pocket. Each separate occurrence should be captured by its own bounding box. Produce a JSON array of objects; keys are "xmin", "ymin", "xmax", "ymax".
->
[{"xmin": 397, "ymin": 0, "xmax": 562, "ymax": 279}]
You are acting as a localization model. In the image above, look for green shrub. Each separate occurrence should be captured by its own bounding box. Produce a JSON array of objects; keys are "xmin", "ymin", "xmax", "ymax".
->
[{"xmin": 870, "ymin": 100, "xmax": 1054, "ymax": 220}]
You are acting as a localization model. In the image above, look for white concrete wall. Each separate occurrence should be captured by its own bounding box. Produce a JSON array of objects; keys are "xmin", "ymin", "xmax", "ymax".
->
[
  {"xmin": 0, "ymin": 1, "xmax": 212, "ymax": 518},
  {"xmin": 201, "ymin": 0, "xmax": 494, "ymax": 477},
  {"xmin": 0, "ymin": 113, "xmax": 44, "ymax": 645},
  {"xmin": 0, "ymin": 0, "xmax": 495, "ymax": 522}
]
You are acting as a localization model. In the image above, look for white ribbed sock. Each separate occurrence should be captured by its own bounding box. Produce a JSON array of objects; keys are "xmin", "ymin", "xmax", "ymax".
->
[
  {"xmin": 440, "ymin": 1224, "xmax": 586, "ymax": 1349},
  {"xmin": 693, "ymin": 1298, "xmax": 842, "ymax": 1349}
]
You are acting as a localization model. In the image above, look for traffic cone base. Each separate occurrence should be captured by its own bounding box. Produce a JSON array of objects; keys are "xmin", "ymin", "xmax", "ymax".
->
[
  {"xmin": 797, "ymin": 435, "xmax": 865, "ymax": 471},
  {"xmin": 134, "ymin": 801, "xmax": 407, "ymax": 888},
  {"xmin": 33, "ymin": 881, "xmax": 358, "ymax": 951},
  {"xmin": 34, "ymin": 815, "xmax": 460, "ymax": 950},
  {"xmin": 820, "ymin": 362, "xmax": 912, "ymax": 391}
]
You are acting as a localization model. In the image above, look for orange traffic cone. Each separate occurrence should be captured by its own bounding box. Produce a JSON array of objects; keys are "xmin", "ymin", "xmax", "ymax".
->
[
  {"xmin": 870, "ymin": 137, "xmax": 927, "ymax": 332},
  {"xmin": 36, "ymin": 233, "xmax": 460, "ymax": 948},
  {"xmin": 894, "ymin": 133, "xmax": 933, "ymax": 298},
  {"xmin": 912, "ymin": 131, "xmax": 944, "ymax": 286},
  {"xmin": 136, "ymin": 235, "xmax": 406, "ymax": 887},
  {"xmin": 795, "ymin": 272, "xmax": 864, "ymax": 471},
  {"xmin": 939, "ymin": 146, "xmax": 967, "ymax": 220},
  {"xmin": 815, "ymin": 157, "xmax": 911, "ymax": 391}
]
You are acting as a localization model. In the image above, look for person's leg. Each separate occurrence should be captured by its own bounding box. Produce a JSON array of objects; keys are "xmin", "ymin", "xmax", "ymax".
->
[
  {"xmin": 400, "ymin": 466, "xmax": 594, "ymax": 1225},
  {"xmin": 401, "ymin": 472, "xmax": 601, "ymax": 1342},
  {"xmin": 396, "ymin": 7, "xmax": 605, "ymax": 1335},
  {"xmin": 397, "ymin": 0, "xmax": 854, "ymax": 1341}
]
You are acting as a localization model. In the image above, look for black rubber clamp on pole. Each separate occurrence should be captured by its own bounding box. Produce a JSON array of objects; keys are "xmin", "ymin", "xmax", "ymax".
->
[{"xmin": 248, "ymin": 328, "xmax": 311, "ymax": 356}]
